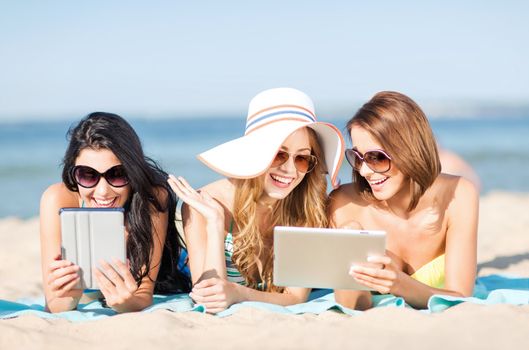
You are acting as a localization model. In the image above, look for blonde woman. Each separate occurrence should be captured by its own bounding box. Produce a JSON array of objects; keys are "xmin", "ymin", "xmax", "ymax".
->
[
  {"xmin": 330, "ymin": 91, "xmax": 479, "ymax": 309},
  {"xmin": 168, "ymin": 88, "xmax": 344, "ymax": 313}
]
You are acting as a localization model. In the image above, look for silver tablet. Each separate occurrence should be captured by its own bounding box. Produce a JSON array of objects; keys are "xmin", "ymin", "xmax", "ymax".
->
[
  {"xmin": 60, "ymin": 208, "xmax": 126, "ymax": 290},
  {"xmin": 273, "ymin": 226, "xmax": 386, "ymax": 290}
]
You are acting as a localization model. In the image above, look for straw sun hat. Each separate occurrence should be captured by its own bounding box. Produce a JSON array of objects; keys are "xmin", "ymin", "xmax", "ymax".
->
[{"xmin": 198, "ymin": 87, "xmax": 345, "ymax": 187}]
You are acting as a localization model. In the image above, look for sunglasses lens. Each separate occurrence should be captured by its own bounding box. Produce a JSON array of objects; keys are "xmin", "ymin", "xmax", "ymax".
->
[
  {"xmin": 74, "ymin": 166, "xmax": 100, "ymax": 188},
  {"xmin": 345, "ymin": 150, "xmax": 363, "ymax": 170},
  {"xmin": 271, "ymin": 151, "xmax": 316, "ymax": 173},
  {"xmin": 346, "ymin": 149, "xmax": 391, "ymax": 173},
  {"xmin": 294, "ymin": 155, "xmax": 316, "ymax": 173},
  {"xmin": 365, "ymin": 151, "xmax": 390, "ymax": 173},
  {"xmin": 271, "ymin": 151, "xmax": 289, "ymax": 168},
  {"xmin": 105, "ymin": 166, "xmax": 129, "ymax": 187}
]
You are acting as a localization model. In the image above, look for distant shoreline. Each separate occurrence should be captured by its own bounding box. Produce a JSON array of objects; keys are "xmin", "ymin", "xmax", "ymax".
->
[{"xmin": 2, "ymin": 104, "xmax": 529, "ymax": 123}]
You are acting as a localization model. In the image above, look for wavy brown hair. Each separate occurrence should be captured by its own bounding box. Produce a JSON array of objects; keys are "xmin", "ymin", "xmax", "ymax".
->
[
  {"xmin": 346, "ymin": 91, "xmax": 441, "ymax": 211},
  {"xmin": 231, "ymin": 128, "xmax": 328, "ymax": 292}
]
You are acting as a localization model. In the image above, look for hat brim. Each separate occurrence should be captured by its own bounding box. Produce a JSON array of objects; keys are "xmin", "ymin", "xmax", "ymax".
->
[{"xmin": 198, "ymin": 120, "xmax": 344, "ymax": 187}]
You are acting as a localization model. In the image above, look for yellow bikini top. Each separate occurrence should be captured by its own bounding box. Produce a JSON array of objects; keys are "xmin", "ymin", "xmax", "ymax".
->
[{"xmin": 410, "ymin": 254, "xmax": 445, "ymax": 289}]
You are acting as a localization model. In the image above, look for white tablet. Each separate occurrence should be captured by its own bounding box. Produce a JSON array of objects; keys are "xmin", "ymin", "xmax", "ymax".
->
[
  {"xmin": 273, "ymin": 226, "xmax": 386, "ymax": 290},
  {"xmin": 60, "ymin": 208, "xmax": 126, "ymax": 290}
]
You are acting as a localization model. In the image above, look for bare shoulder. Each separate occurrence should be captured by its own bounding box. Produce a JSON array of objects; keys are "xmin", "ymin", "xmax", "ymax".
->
[
  {"xmin": 432, "ymin": 174, "xmax": 479, "ymax": 213},
  {"xmin": 40, "ymin": 183, "xmax": 78, "ymax": 209},
  {"xmin": 329, "ymin": 183, "xmax": 365, "ymax": 209},
  {"xmin": 40, "ymin": 183, "xmax": 78, "ymax": 240},
  {"xmin": 435, "ymin": 173, "xmax": 478, "ymax": 199},
  {"xmin": 328, "ymin": 183, "xmax": 367, "ymax": 228},
  {"xmin": 200, "ymin": 178, "xmax": 235, "ymax": 208}
]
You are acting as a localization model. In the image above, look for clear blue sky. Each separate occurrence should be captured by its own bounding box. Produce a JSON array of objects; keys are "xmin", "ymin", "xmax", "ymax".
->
[{"xmin": 1, "ymin": 0, "xmax": 528, "ymax": 120}]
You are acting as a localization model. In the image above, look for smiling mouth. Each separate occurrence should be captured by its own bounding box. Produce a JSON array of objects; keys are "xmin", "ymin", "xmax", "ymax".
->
[
  {"xmin": 368, "ymin": 177, "xmax": 389, "ymax": 186},
  {"xmin": 93, "ymin": 197, "xmax": 117, "ymax": 207},
  {"xmin": 270, "ymin": 174, "xmax": 294, "ymax": 185}
]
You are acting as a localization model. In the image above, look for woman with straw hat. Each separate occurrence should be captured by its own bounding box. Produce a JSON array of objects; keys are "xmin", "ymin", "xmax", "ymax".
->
[{"xmin": 168, "ymin": 87, "xmax": 344, "ymax": 313}]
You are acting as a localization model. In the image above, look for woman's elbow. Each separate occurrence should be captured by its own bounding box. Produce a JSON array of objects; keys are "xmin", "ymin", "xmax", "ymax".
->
[{"xmin": 335, "ymin": 290, "xmax": 372, "ymax": 311}]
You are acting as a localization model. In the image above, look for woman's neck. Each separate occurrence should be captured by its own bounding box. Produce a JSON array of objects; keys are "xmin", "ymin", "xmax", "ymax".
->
[
  {"xmin": 381, "ymin": 182, "xmax": 414, "ymax": 219},
  {"xmin": 257, "ymin": 193, "xmax": 278, "ymax": 210}
]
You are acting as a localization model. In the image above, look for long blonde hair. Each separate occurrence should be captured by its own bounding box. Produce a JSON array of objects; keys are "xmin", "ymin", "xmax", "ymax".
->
[{"xmin": 232, "ymin": 128, "xmax": 328, "ymax": 292}]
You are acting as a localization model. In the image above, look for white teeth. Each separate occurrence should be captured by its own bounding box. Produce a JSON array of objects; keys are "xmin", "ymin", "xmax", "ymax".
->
[
  {"xmin": 369, "ymin": 177, "xmax": 388, "ymax": 185},
  {"xmin": 271, "ymin": 174, "xmax": 293, "ymax": 184},
  {"xmin": 94, "ymin": 198, "xmax": 115, "ymax": 206}
]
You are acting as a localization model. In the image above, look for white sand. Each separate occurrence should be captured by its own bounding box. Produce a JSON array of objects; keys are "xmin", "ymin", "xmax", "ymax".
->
[{"xmin": 1, "ymin": 191, "xmax": 528, "ymax": 350}]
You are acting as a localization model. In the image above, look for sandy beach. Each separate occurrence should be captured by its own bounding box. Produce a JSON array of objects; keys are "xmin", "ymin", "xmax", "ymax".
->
[{"xmin": 1, "ymin": 191, "xmax": 528, "ymax": 349}]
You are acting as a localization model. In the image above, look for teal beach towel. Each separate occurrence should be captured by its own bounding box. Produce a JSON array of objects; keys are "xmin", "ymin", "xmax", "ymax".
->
[
  {"xmin": 0, "ymin": 294, "xmax": 204, "ymax": 321},
  {"xmin": 1, "ymin": 275, "xmax": 528, "ymax": 321}
]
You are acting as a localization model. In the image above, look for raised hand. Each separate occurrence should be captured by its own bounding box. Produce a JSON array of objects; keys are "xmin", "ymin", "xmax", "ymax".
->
[{"xmin": 167, "ymin": 175, "xmax": 225, "ymax": 228}]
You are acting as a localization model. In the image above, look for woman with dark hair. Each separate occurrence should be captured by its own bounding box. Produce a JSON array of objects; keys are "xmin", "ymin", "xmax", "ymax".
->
[
  {"xmin": 40, "ymin": 112, "xmax": 191, "ymax": 313},
  {"xmin": 329, "ymin": 91, "xmax": 479, "ymax": 309}
]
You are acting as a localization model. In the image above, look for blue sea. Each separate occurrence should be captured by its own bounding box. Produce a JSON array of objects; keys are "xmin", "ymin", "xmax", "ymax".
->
[{"xmin": 1, "ymin": 117, "xmax": 528, "ymax": 218}]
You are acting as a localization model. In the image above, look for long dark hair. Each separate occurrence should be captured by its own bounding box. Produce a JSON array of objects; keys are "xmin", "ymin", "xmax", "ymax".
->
[{"xmin": 62, "ymin": 112, "xmax": 191, "ymax": 294}]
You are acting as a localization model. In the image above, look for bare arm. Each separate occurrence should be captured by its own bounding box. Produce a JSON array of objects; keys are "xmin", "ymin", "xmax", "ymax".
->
[
  {"xmin": 327, "ymin": 186, "xmax": 372, "ymax": 310},
  {"xmin": 40, "ymin": 184, "xmax": 83, "ymax": 313},
  {"xmin": 351, "ymin": 178, "xmax": 479, "ymax": 308},
  {"xmin": 397, "ymin": 177, "xmax": 478, "ymax": 307},
  {"xmin": 170, "ymin": 176, "xmax": 311, "ymax": 313},
  {"xmin": 443, "ymin": 177, "xmax": 479, "ymax": 295},
  {"xmin": 190, "ymin": 277, "xmax": 310, "ymax": 313},
  {"xmin": 92, "ymin": 188, "xmax": 170, "ymax": 312},
  {"xmin": 168, "ymin": 176, "xmax": 227, "ymax": 284}
]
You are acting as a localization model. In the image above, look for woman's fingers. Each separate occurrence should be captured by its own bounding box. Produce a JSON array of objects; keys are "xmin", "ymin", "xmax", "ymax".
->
[
  {"xmin": 49, "ymin": 271, "xmax": 79, "ymax": 292},
  {"xmin": 56, "ymin": 276, "xmax": 82, "ymax": 296},
  {"xmin": 168, "ymin": 176, "xmax": 211, "ymax": 210},
  {"xmin": 167, "ymin": 175, "xmax": 188, "ymax": 197},
  {"xmin": 168, "ymin": 175, "xmax": 198, "ymax": 197},
  {"xmin": 176, "ymin": 176, "xmax": 198, "ymax": 194},
  {"xmin": 201, "ymin": 302, "xmax": 228, "ymax": 314},
  {"xmin": 367, "ymin": 255, "xmax": 392, "ymax": 266},
  {"xmin": 49, "ymin": 262, "xmax": 79, "ymax": 278},
  {"xmin": 190, "ymin": 291, "xmax": 217, "ymax": 304},
  {"xmin": 192, "ymin": 277, "xmax": 221, "ymax": 292},
  {"xmin": 112, "ymin": 258, "xmax": 138, "ymax": 292},
  {"xmin": 352, "ymin": 274, "xmax": 392, "ymax": 294},
  {"xmin": 48, "ymin": 259, "xmax": 76, "ymax": 273},
  {"xmin": 94, "ymin": 266, "xmax": 116, "ymax": 295},
  {"xmin": 48, "ymin": 263, "xmax": 79, "ymax": 288},
  {"xmin": 97, "ymin": 260, "xmax": 127, "ymax": 291},
  {"xmin": 350, "ymin": 258, "xmax": 397, "ymax": 294},
  {"xmin": 350, "ymin": 265, "xmax": 396, "ymax": 280}
]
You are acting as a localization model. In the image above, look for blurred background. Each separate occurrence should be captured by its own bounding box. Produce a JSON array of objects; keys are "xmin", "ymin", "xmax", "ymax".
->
[{"xmin": 1, "ymin": 0, "xmax": 528, "ymax": 218}]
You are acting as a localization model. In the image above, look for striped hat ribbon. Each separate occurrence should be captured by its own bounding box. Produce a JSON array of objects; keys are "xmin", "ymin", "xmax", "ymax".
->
[{"xmin": 245, "ymin": 104, "xmax": 316, "ymax": 135}]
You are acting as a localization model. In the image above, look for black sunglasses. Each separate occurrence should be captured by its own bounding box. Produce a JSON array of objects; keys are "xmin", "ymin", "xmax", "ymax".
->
[
  {"xmin": 72, "ymin": 165, "xmax": 129, "ymax": 188},
  {"xmin": 345, "ymin": 149, "xmax": 392, "ymax": 174}
]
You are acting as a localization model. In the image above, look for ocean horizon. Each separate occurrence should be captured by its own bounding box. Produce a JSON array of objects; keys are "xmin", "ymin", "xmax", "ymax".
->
[{"xmin": 1, "ymin": 116, "xmax": 528, "ymax": 218}]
